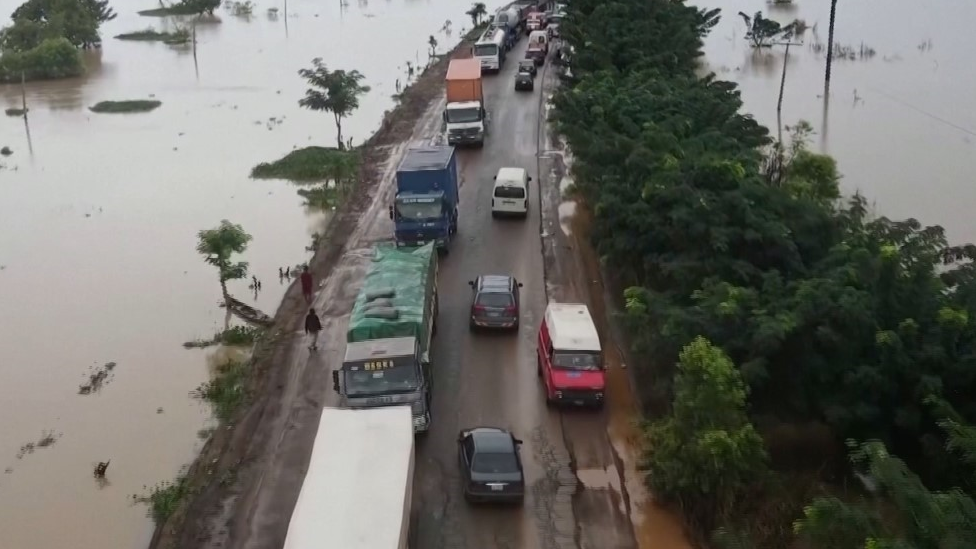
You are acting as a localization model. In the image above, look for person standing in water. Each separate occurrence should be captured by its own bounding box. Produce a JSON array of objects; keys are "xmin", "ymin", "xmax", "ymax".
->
[
  {"xmin": 305, "ymin": 308, "xmax": 322, "ymax": 351},
  {"xmin": 300, "ymin": 265, "xmax": 314, "ymax": 303}
]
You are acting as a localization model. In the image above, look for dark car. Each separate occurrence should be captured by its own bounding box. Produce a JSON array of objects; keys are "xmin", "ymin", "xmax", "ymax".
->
[
  {"xmin": 517, "ymin": 59, "xmax": 537, "ymax": 77},
  {"xmin": 457, "ymin": 427, "xmax": 525, "ymax": 503},
  {"xmin": 515, "ymin": 70, "xmax": 535, "ymax": 92},
  {"xmin": 468, "ymin": 274, "xmax": 522, "ymax": 331}
]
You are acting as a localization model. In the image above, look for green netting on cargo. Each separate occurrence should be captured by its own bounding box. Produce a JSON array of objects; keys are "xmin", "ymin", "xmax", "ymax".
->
[{"xmin": 347, "ymin": 242, "xmax": 437, "ymax": 348}]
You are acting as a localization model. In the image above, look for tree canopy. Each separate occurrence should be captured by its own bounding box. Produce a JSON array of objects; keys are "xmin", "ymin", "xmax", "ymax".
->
[
  {"xmin": 555, "ymin": 0, "xmax": 976, "ymax": 545},
  {"xmin": 196, "ymin": 220, "xmax": 252, "ymax": 301},
  {"xmin": 298, "ymin": 58, "xmax": 371, "ymax": 150}
]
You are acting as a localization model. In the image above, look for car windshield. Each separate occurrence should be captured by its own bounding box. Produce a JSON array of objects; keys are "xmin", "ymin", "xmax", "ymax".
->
[
  {"xmin": 446, "ymin": 107, "xmax": 482, "ymax": 124},
  {"xmin": 494, "ymin": 185, "xmax": 526, "ymax": 198},
  {"xmin": 472, "ymin": 451, "xmax": 518, "ymax": 474},
  {"xmin": 345, "ymin": 365, "xmax": 421, "ymax": 396},
  {"xmin": 395, "ymin": 200, "xmax": 442, "ymax": 221},
  {"xmin": 474, "ymin": 44, "xmax": 498, "ymax": 57},
  {"xmin": 552, "ymin": 351, "xmax": 602, "ymax": 371},
  {"xmin": 476, "ymin": 292, "xmax": 513, "ymax": 307}
]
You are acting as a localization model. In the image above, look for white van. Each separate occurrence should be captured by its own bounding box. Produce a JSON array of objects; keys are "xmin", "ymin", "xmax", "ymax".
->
[{"xmin": 491, "ymin": 167, "xmax": 532, "ymax": 218}]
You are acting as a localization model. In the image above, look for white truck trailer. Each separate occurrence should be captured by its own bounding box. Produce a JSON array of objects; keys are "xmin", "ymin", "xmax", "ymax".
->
[{"xmin": 282, "ymin": 406, "xmax": 415, "ymax": 549}]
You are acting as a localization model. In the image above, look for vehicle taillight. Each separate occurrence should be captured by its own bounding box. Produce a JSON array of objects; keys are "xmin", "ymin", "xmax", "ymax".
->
[
  {"xmin": 504, "ymin": 306, "xmax": 516, "ymax": 314},
  {"xmin": 473, "ymin": 305, "xmax": 486, "ymax": 312}
]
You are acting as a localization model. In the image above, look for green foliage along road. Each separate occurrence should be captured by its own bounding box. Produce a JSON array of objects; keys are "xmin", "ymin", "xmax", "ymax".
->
[
  {"xmin": 553, "ymin": 0, "xmax": 976, "ymax": 546},
  {"xmin": 0, "ymin": 0, "xmax": 116, "ymax": 82}
]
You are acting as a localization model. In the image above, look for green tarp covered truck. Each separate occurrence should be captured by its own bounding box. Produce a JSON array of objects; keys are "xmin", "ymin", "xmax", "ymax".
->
[{"xmin": 332, "ymin": 243, "xmax": 439, "ymax": 433}]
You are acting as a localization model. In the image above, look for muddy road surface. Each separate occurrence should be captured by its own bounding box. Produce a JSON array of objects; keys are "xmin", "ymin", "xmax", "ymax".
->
[
  {"xmin": 159, "ymin": 35, "xmax": 686, "ymax": 549},
  {"xmin": 0, "ymin": 0, "xmax": 505, "ymax": 548},
  {"xmin": 697, "ymin": 0, "xmax": 976, "ymax": 242}
]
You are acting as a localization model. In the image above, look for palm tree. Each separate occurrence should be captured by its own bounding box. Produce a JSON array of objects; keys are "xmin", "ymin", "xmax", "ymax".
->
[
  {"xmin": 196, "ymin": 220, "xmax": 252, "ymax": 302},
  {"xmin": 298, "ymin": 58, "xmax": 371, "ymax": 150},
  {"xmin": 466, "ymin": 2, "xmax": 487, "ymax": 27}
]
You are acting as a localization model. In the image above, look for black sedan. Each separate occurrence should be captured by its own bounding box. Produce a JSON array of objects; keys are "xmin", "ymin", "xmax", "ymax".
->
[
  {"xmin": 515, "ymin": 70, "xmax": 535, "ymax": 91},
  {"xmin": 517, "ymin": 60, "xmax": 537, "ymax": 77},
  {"xmin": 457, "ymin": 427, "xmax": 525, "ymax": 503}
]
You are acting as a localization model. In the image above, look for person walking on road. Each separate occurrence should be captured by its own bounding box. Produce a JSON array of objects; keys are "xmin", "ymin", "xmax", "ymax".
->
[
  {"xmin": 300, "ymin": 265, "xmax": 314, "ymax": 303},
  {"xmin": 305, "ymin": 308, "xmax": 322, "ymax": 351}
]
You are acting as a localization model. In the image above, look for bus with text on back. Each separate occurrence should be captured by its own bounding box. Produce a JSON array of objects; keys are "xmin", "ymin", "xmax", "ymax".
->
[
  {"xmin": 536, "ymin": 303, "xmax": 605, "ymax": 407},
  {"xmin": 473, "ymin": 28, "xmax": 507, "ymax": 73}
]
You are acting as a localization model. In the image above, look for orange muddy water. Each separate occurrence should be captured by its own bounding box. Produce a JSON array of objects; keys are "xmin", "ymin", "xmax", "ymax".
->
[
  {"xmin": 699, "ymin": 0, "xmax": 976, "ymax": 243},
  {"xmin": 0, "ymin": 1, "xmax": 502, "ymax": 548}
]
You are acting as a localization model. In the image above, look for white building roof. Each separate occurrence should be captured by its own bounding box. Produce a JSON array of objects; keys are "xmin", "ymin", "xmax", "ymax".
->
[
  {"xmin": 283, "ymin": 406, "xmax": 414, "ymax": 549},
  {"xmin": 545, "ymin": 303, "xmax": 602, "ymax": 352}
]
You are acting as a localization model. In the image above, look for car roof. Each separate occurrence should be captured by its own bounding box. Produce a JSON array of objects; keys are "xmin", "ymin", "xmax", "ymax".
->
[
  {"xmin": 467, "ymin": 427, "xmax": 515, "ymax": 452},
  {"xmin": 545, "ymin": 302, "xmax": 601, "ymax": 351},
  {"xmin": 477, "ymin": 274, "xmax": 514, "ymax": 292},
  {"xmin": 495, "ymin": 167, "xmax": 527, "ymax": 183}
]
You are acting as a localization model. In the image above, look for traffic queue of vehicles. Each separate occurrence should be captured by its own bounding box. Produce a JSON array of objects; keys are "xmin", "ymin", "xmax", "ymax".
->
[{"xmin": 283, "ymin": 2, "xmax": 592, "ymax": 543}]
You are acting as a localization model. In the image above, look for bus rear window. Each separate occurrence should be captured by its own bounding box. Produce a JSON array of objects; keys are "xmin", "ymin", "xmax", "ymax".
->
[{"xmin": 474, "ymin": 44, "xmax": 498, "ymax": 57}]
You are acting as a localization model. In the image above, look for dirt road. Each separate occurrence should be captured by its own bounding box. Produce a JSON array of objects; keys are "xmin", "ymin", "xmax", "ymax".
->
[{"xmin": 152, "ymin": 37, "xmax": 650, "ymax": 549}]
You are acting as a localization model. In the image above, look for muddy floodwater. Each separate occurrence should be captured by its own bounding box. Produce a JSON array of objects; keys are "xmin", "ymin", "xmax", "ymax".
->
[
  {"xmin": 0, "ymin": 0, "xmax": 502, "ymax": 547},
  {"xmin": 699, "ymin": 0, "xmax": 976, "ymax": 242}
]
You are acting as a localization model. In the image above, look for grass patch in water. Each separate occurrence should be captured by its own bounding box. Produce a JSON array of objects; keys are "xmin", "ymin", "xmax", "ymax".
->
[
  {"xmin": 5, "ymin": 108, "xmax": 26, "ymax": 116},
  {"xmin": 90, "ymin": 100, "xmax": 162, "ymax": 113},
  {"xmin": 183, "ymin": 325, "xmax": 263, "ymax": 349},
  {"xmin": 133, "ymin": 473, "xmax": 191, "ymax": 523},
  {"xmin": 193, "ymin": 358, "xmax": 250, "ymax": 421},
  {"xmin": 251, "ymin": 146, "xmax": 359, "ymax": 182},
  {"xmin": 138, "ymin": 4, "xmax": 201, "ymax": 16},
  {"xmin": 115, "ymin": 28, "xmax": 190, "ymax": 44}
]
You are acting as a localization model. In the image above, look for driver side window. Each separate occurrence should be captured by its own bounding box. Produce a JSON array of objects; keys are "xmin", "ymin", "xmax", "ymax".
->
[{"xmin": 462, "ymin": 436, "xmax": 475, "ymax": 463}]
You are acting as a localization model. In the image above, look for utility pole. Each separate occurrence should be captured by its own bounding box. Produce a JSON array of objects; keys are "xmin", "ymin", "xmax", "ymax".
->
[{"xmin": 824, "ymin": 0, "xmax": 838, "ymax": 98}]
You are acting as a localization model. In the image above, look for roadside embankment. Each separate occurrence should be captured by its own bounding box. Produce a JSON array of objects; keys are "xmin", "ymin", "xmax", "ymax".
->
[{"xmin": 145, "ymin": 25, "xmax": 486, "ymax": 549}]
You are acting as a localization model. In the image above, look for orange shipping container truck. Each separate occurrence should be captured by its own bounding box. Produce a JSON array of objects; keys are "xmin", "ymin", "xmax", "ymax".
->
[
  {"xmin": 444, "ymin": 58, "xmax": 487, "ymax": 147},
  {"xmin": 445, "ymin": 58, "xmax": 484, "ymax": 103}
]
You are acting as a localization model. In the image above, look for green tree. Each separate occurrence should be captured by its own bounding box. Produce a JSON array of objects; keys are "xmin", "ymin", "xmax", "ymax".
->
[
  {"xmin": 738, "ymin": 11, "xmax": 795, "ymax": 48},
  {"xmin": 196, "ymin": 220, "xmax": 252, "ymax": 301},
  {"xmin": 8, "ymin": 0, "xmax": 100, "ymax": 48},
  {"xmin": 177, "ymin": 0, "xmax": 221, "ymax": 16},
  {"xmin": 298, "ymin": 58, "xmax": 371, "ymax": 150},
  {"xmin": 793, "ymin": 440, "xmax": 976, "ymax": 548},
  {"xmin": 82, "ymin": 0, "xmax": 116, "ymax": 22},
  {"xmin": 465, "ymin": 2, "xmax": 486, "ymax": 27},
  {"xmin": 640, "ymin": 337, "xmax": 768, "ymax": 531}
]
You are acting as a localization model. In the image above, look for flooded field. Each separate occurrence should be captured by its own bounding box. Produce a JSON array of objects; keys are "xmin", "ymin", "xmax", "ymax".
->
[
  {"xmin": 0, "ymin": 0, "xmax": 502, "ymax": 547},
  {"xmin": 699, "ymin": 0, "xmax": 976, "ymax": 242}
]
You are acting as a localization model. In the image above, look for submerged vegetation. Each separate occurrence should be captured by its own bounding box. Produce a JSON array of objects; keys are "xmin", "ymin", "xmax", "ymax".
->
[
  {"xmin": 138, "ymin": 0, "xmax": 221, "ymax": 17},
  {"xmin": 5, "ymin": 107, "xmax": 26, "ymax": 116},
  {"xmin": 0, "ymin": 0, "xmax": 117, "ymax": 82},
  {"xmin": 115, "ymin": 27, "xmax": 190, "ymax": 44},
  {"xmin": 193, "ymin": 357, "xmax": 250, "ymax": 421},
  {"xmin": 556, "ymin": 0, "xmax": 976, "ymax": 546},
  {"xmin": 183, "ymin": 325, "xmax": 263, "ymax": 348},
  {"xmin": 133, "ymin": 472, "xmax": 191, "ymax": 522},
  {"xmin": 251, "ymin": 146, "xmax": 360, "ymax": 183},
  {"xmin": 89, "ymin": 99, "xmax": 162, "ymax": 113}
]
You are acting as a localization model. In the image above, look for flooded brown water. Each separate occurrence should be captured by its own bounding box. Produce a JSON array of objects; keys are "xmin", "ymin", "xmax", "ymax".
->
[
  {"xmin": 0, "ymin": 1, "xmax": 503, "ymax": 548},
  {"xmin": 698, "ymin": 0, "xmax": 976, "ymax": 243}
]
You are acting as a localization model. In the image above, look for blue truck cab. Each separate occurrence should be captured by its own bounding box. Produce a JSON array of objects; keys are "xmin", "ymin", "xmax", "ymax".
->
[{"xmin": 389, "ymin": 146, "xmax": 460, "ymax": 252}]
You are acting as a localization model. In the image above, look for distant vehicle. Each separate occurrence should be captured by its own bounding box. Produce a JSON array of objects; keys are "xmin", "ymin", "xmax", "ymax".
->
[
  {"xmin": 468, "ymin": 274, "xmax": 522, "ymax": 331},
  {"xmin": 515, "ymin": 70, "xmax": 535, "ymax": 92},
  {"xmin": 282, "ymin": 407, "xmax": 414, "ymax": 549},
  {"xmin": 457, "ymin": 426, "xmax": 525, "ymax": 503},
  {"xmin": 526, "ymin": 42, "xmax": 546, "ymax": 66},
  {"xmin": 526, "ymin": 11, "xmax": 546, "ymax": 31},
  {"xmin": 547, "ymin": 13, "xmax": 563, "ymax": 37},
  {"xmin": 474, "ymin": 28, "xmax": 508, "ymax": 73},
  {"xmin": 528, "ymin": 30, "xmax": 549, "ymax": 53},
  {"xmin": 491, "ymin": 167, "xmax": 531, "ymax": 217},
  {"xmin": 517, "ymin": 59, "xmax": 537, "ymax": 77},
  {"xmin": 537, "ymin": 303, "xmax": 605, "ymax": 407}
]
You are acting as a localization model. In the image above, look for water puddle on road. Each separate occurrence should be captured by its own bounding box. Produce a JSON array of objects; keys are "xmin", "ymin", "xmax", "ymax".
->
[{"xmin": 0, "ymin": 0, "xmax": 507, "ymax": 547}]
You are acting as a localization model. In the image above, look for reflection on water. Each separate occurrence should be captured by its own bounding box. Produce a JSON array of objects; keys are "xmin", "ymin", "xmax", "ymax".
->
[
  {"xmin": 697, "ymin": 0, "xmax": 976, "ymax": 243},
  {"xmin": 0, "ymin": 0, "xmax": 505, "ymax": 548}
]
